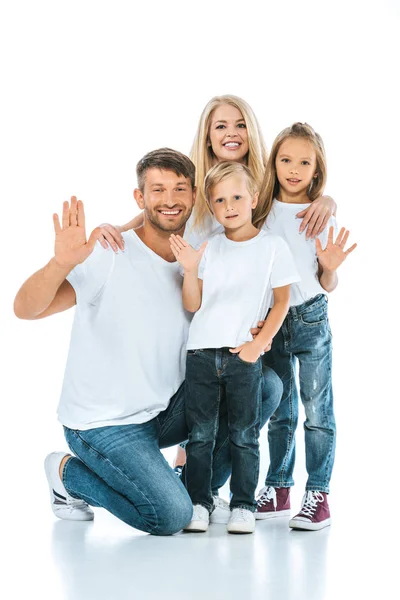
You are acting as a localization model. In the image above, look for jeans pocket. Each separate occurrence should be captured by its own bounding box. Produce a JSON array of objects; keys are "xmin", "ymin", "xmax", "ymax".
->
[
  {"xmin": 235, "ymin": 353, "xmax": 261, "ymax": 366},
  {"xmin": 300, "ymin": 305, "xmax": 327, "ymax": 326}
]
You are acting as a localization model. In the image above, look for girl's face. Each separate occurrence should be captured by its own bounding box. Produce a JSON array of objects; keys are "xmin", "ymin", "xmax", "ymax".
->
[
  {"xmin": 275, "ymin": 137, "xmax": 317, "ymax": 198},
  {"xmin": 208, "ymin": 104, "xmax": 249, "ymax": 164}
]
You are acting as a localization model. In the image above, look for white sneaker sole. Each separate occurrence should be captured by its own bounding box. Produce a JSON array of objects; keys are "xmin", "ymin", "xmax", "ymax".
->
[
  {"xmin": 289, "ymin": 517, "xmax": 331, "ymax": 531},
  {"xmin": 255, "ymin": 509, "xmax": 291, "ymax": 520},
  {"xmin": 183, "ymin": 521, "xmax": 209, "ymax": 532},
  {"xmin": 227, "ymin": 523, "xmax": 255, "ymax": 534}
]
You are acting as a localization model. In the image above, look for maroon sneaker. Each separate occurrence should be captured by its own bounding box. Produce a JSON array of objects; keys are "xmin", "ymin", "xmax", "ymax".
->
[
  {"xmin": 289, "ymin": 491, "xmax": 331, "ymax": 531},
  {"xmin": 255, "ymin": 486, "xmax": 291, "ymax": 520}
]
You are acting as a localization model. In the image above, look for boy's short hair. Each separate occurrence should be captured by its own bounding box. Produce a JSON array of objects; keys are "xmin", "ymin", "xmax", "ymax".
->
[
  {"xmin": 136, "ymin": 148, "xmax": 196, "ymax": 192},
  {"xmin": 204, "ymin": 161, "xmax": 258, "ymax": 208}
]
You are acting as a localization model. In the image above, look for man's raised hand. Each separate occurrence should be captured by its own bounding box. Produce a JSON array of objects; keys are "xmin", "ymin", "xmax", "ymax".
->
[{"xmin": 53, "ymin": 197, "xmax": 100, "ymax": 268}]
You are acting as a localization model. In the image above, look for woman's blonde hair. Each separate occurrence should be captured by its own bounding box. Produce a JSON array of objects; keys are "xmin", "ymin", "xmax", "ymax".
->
[
  {"xmin": 204, "ymin": 161, "xmax": 258, "ymax": 210},
  {"xmin": 190, "ymin": 95, "xmax": 268, "ymax": 230},
  {"xmin": 254, "ymin": 122, "xmax": 327, "ymax": 229}
]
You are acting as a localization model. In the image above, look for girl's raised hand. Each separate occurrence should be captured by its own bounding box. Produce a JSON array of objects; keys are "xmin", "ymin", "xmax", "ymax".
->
[
  {"xmin": 316, "ymin": 226, "xmax": 357, "ymax": 271},
  {"xmin": 95, "ymin": 223, "xmax": 125, "ymax": 252},
  {"xmin": 169, "ymin": 234, "xmax": 207, "ymax": 271}
]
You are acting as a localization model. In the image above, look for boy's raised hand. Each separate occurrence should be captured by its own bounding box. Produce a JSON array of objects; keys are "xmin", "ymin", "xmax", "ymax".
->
[
  {"xmin": 53, "ymin": 196, "xmax": 100, "ymax": 268},
  {"xmin": 169, "ymin": 234, "xmax": 207, "ymax": 271},
  {"xmin": 316, "ymin": 226, "xmax": 357, "ymax": 272}
]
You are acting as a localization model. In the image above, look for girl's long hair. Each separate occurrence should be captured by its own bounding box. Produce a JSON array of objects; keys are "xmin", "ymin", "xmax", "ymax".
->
[
  {"xmin": 254, "ymin": 122, "xmax": 327, "ymax": 229},
  {"xmin": 190, "ymin": 95, "xmax": 268, "ymax": 231}
]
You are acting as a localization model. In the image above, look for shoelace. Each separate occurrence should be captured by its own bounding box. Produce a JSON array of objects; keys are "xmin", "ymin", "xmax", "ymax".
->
[
  {"xmin": 256, "ymin": 486, "xmax": 277, "ymax": 508},
  {"xmin": 213, "ymin": 496, "xmax": 229, "ymax": 510},
  {"xmin": 298, "ymin": 491, "xmax": 324, "ymax": 517},
  {"xmin": 232, "ymin": 508, "xmax": 252, "ymax": 522}
]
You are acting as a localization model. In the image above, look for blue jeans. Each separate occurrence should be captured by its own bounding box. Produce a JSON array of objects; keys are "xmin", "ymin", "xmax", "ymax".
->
[
  {"xmin": 185, "ymin": 348, "xmax": 262, "ymax": 513},
  {"xmin": 263, "ymin": 295, "xmax": 336, "ymax": 493},
  {"xmin": 62, "ymin": 366, "xmax": 282, "ymax": 534}
]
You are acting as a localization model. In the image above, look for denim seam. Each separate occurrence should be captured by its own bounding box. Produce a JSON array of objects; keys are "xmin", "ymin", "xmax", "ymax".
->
[{"xmin": 68, "ymin": 430, "xmax": 158, "ymax": 532}]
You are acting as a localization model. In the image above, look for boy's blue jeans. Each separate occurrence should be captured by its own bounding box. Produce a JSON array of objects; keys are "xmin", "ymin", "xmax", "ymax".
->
[
  {"xmin": 263, "ymin": 294, "xmax": 336, "ymax": 493},
  {"xmin": 62, "ymin": 365, "xmax": 282, "ymax": 534},
  {"xmin": 185, "ymin": 348, "xmax": 263, "ymax": 513}
]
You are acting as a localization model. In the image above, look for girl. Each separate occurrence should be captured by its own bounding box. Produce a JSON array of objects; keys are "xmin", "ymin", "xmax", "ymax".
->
[{"xmin": 254, "ymin": 123, "xmax": 356, "ymax": 530}]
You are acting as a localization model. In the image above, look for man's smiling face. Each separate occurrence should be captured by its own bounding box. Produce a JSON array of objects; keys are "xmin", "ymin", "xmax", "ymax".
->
[{"xmin": 135, "ymin": 168, "xmax": 196, "ymax": 233}]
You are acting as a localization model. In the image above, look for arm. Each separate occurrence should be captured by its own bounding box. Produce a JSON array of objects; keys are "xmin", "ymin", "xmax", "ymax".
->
[
  {"xmin": 230, "ymin": 285, "xmax": 291, "ymax": 362},
  {"xmin": 96, "ymin": 213, "xmax": 144, "ymax": 251},
  {"xmin": 169, "ymin": 234, "xmax": 207, "ymax": 312},
  {"xmin": 316, "ymin": 226, "xmax": 357, "ymax": 293},
  {"xmin": 296, "ymin": 195, "xmax": 337, "ymax": 238},
  {"xmin": 14, "ymin": 197, "xmax": 99, "ymax": 320}
]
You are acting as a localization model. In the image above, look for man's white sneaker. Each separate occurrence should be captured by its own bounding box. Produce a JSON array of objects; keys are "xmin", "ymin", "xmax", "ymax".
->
[
  {"xmin": 183, "ymin": 504, "xmax": 209, "ymax": 532},
  {"xmin": 227, "ymin": 508, "xmax": 256, "ymax": 534},
  {"xmin": 210, "ymin": 495, "xmax": 230, "ymax": 524},
  {"xmin": 44, "ymin": 452, "xmax": 94, "ymax": 521}
]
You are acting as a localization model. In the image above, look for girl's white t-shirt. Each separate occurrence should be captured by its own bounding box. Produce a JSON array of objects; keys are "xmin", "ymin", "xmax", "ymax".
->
[
  {"xmin": 265, "ymin": 200, "xmax": 338, "ymax": 306},
  {"xmin": 58, "ymin": 231, "xmax": 192, "ymax": 430},
  {"xmin": 186, "ymin": 230, "xmax": 299, "ymax": 350}
]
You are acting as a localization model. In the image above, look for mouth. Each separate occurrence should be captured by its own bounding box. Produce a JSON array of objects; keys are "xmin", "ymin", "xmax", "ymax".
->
[
  {"xmin": 287, "ymin": 178, "xmax": 301, "ymax": 185},
  {"xmin": 158, "ymin": 209, "xmax": 183, "ymax": 218},
  {"xmin": 225, "ymin": 214, "xmax": 239, "ymax": 219},
  {"xmin": 223, "ymin": 142, "xmax": 241, "ymax": 149}
]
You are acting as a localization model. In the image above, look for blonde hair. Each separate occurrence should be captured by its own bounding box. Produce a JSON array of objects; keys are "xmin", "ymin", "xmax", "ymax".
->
[
  {"xmin": 254, "ymin": 122, "xmax": 327, "ymax": 229},
  {"xmin": 204, "ymin": 162, "xmax": 258, "ymax": 210},
  {"xmin": 190, "ymin": 95, "xmax": 268, "ymax": 230}
]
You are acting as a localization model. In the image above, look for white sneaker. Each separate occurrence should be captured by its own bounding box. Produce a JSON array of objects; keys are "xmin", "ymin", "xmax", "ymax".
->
[
  {"xmin": 183, "ymin": 504, "xmax": 209, "ymax": 532},
  {"xmin": 44, "ymin": 452, "xmax": 94, "ymax": 521},
  {"xmin": 227, "ymin": 508, "xmax": 256, "ymax": 534},
  {"xmin": 210, "ymin": 495, "xmax": 230, "ymax": 524}
]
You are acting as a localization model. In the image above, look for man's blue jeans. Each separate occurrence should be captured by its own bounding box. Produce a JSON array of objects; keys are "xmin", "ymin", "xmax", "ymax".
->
[
  {"xmin": 185, "ymin": 348, "xmax": 262, "ymax": 513},
  {"xmin": 62, "ymin": 366, "xmax": 282, "ymax": 535},
  {"xmin": 263, "ymin": 294, "xmax": 336, "ymax": 493}
]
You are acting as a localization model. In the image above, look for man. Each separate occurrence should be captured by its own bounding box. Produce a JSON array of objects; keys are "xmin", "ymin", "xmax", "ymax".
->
[{"xmin": 14, "ymin": 148, "xmax": 282, "ymax": 535}]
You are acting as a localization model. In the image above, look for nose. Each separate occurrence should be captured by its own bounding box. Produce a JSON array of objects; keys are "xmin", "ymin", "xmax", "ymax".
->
[
  {"xmin": 290, "ymin": 166, "xmax": 299, "ymax": 174},
  {"xmin": 164, "ymin": 191, "xmax": 176, "ymax": 206}
]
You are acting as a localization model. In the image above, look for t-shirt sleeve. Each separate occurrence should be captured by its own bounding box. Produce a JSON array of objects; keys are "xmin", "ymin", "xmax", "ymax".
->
[
  {"xmin": 197, "ymin": 244, "xmax": 208, "ymax": 280},
  {"xmin": 270, "ymin": 236, "xmax": 300, "ymax": 288},
  {"xmin": 67, "ymin": 242, "xmax": 114, "ymax": 304},
  {"xmin": 316, "ymin": 216, "xmax": 339, "ymax": 250}
]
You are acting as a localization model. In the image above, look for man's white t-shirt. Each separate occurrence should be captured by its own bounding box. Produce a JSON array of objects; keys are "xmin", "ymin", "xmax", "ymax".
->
[
  {"xmin": 265, "ymin": 200, "xmax": 338, "ymax": 306},
  {"xmin": 186, "ymin": 230, "xmax": 299, "ymax": 350},
  {"xmin": 58, "ymin": 231, "xmax": 191, "ymax": 430}
]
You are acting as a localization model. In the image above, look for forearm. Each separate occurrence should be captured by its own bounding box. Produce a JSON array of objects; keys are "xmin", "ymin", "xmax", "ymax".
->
[
  {"xmin": 319, "ymin": 267, "xmax": 338, "ymax": 293},
  {"xmin": 14, "ymin": 257, "xmax": 73, "ymax": 319},
  {"xmin": 120, "ymin": 213, "xmax": 144, "ymax": 232},
  {"xmin": 182, "ymin": 271, "xmax": 202, "ymax": 312},
  {"xmin": 253, "ymin": 300, "xmax": 290, "ymax": 351}
]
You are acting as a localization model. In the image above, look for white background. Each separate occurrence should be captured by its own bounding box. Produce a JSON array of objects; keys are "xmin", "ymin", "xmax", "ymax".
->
[{"xmin": 1, "ymin": 1, "xmax": 399, "ymax": 598}]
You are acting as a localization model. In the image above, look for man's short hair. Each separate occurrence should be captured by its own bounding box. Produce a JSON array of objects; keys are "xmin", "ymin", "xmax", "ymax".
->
[{"xmin": 136, "ymin": 148, "xmax": 196, "ymax": 191}]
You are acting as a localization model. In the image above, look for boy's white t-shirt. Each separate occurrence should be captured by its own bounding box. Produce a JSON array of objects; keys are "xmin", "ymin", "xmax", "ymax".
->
[
  {"xmin": 58, "ymin": 231, "xmax": 191, "ymax": 430},
  {"xmin": 186, "ymin": 230, "xmax": 299, "ymax": 350},
  {"xmin": 265, "ymin": 200, "xmax": 338, "ymax": 306}
]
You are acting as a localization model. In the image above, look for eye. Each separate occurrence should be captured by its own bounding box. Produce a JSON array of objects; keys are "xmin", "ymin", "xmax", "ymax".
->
[
  {"xmin": 214, "ymin": 197, "xmax": 223, "ymax": 203},
  {"xmin": 237, "ymin": 123, "xmax": 246, "ymax": 128},
  {"xmin": 281, "ymin": 158, "xmax": 289, "ymax": 163},
  {"xmin": 301, "ymin": 160, "xmax": 310, "ymax": 165},
  {"xmin": 153, "ymin": 188, "xmax": 162, "ymax": 192},
  {"xmin": 215, "ymin": 124, "xmax": 226, "ymax": 129},
  {"xmin": 234, "ymin": 195, "xmax": 242, "ymax": 201},
  {"xmin": 176, "ymin": 187, "xmax": 186, "ymax": 192}
]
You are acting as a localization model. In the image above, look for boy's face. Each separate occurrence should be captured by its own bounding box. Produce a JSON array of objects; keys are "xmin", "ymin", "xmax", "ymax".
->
[
  {"xmin": 275, "ymin": 138, "xmax": 317, "ymax": 197},
  {"xmin": 134, "ymin": 168, "xmax": 196, "ymax": 233},
  {"xmin": 208, "ymin": 174, "xmax": 258, "ymax": 230}
]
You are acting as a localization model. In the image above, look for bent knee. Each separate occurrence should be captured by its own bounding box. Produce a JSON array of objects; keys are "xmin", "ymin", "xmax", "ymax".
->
[{"xmin": 151, "ymin": 493, "xmax": 193, "ymax": 536}]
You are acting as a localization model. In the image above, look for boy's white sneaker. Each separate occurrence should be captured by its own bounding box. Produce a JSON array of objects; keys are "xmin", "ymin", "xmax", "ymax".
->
[
  {"xmin": 183, "ymin": 504, "xmax": 209, "ymax": 532},
  {"xmin": 44, "ymin": 452, "xmax": 94, "ymax": 521},
  {"xmin": 227, "ymin": 508, "xmax": 256, "ymax": 534},
  {"xmin": 210, "ymin": 495, "xmax": 230, "ymax": 524}
]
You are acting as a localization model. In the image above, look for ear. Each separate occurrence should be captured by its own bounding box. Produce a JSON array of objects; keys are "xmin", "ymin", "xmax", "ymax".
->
[
  {"xmin": 313, "ymin": 173, "xmax": 318, "ymax": 178},
  {"xmin": 192, "ymin": 186, "xmax": 197, "ymax": 206},
  {"xmin": 252, "ymin": 191, "xmax": 259, "ymax": 209},
  {"xmin": 134, "ymin": 188, "xmax": 145, "ymax": 209}
]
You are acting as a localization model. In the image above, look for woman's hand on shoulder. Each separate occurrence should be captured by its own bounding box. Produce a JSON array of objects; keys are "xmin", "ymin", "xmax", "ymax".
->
[
  {"xmin": 296, "ymin": 195, "xmax": 337, "ymax": 239},
  {"xmin": 96, "ymin": 223, "xmax": 125, "ymax": 252}
]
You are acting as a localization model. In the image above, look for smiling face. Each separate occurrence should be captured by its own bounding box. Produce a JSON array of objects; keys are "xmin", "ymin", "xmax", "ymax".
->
[
  {"xmin": 275, "ymin": 137, "xmax": 317, "ymax": 199},
  {"xmin": 208, "ymin": 173, "xmax": 258, "ymax": 234},
  {"xmin": 134, "ymin": 168, "xmax": 195, "ymax": 233},
  {"xmin": 208, "ymin": 104, "xmax": 249, "ymax": 164}
]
